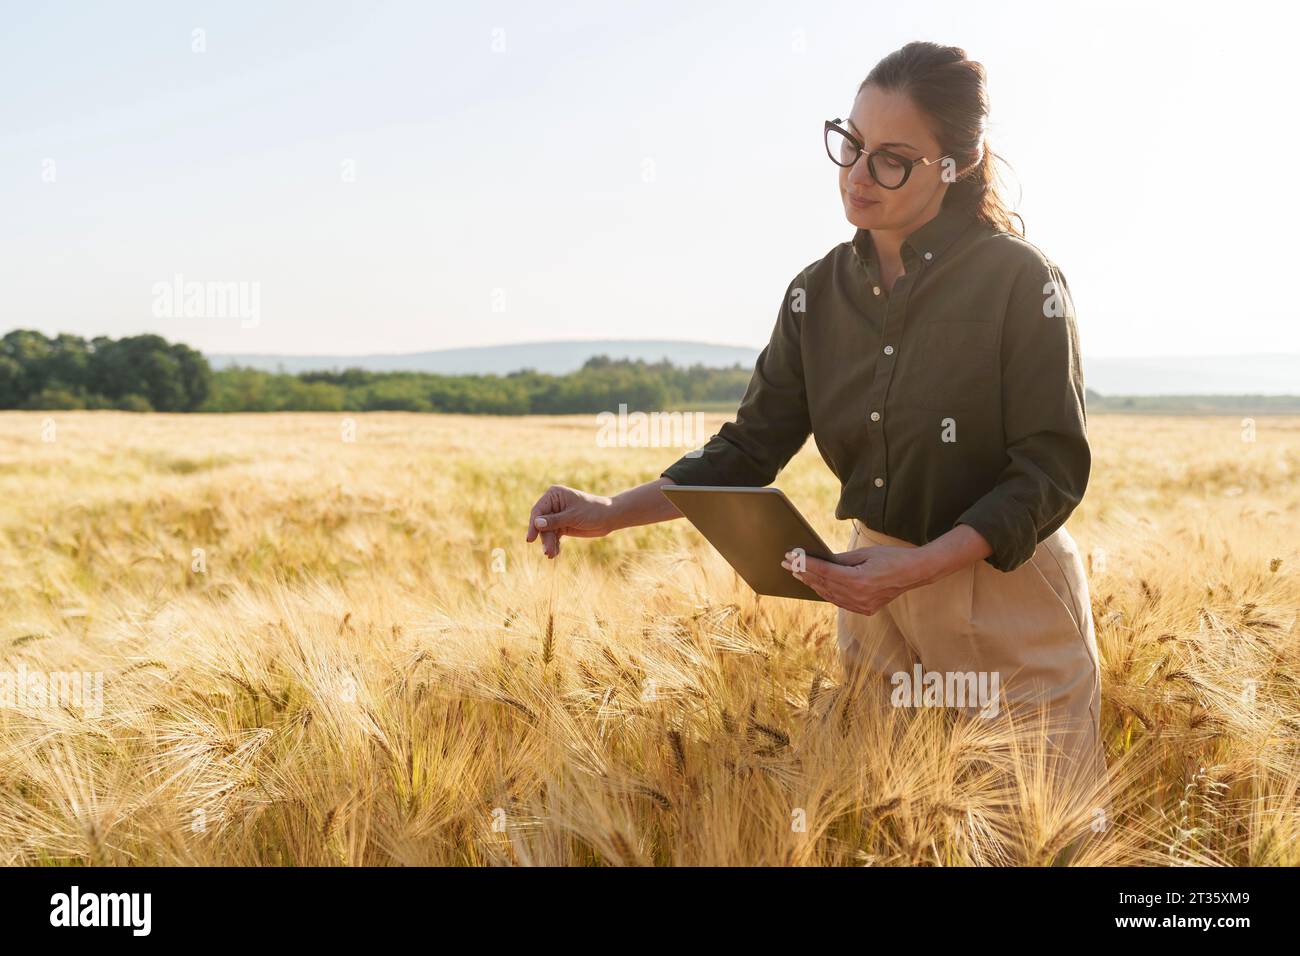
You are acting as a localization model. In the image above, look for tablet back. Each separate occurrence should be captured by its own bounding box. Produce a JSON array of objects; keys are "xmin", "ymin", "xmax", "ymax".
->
[{"xmin": 661, "ymin": 486, "xmax": 837, "ymax": 602}]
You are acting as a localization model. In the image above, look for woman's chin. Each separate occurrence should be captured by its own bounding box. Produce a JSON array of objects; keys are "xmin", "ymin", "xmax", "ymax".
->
[{"xmin": 845, "ymin": 202, "xmax": 885, "ymax": 228}]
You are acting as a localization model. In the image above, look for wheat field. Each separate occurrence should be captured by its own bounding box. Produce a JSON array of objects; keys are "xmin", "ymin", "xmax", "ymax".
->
[{"xmin": 0, "ymin": 410, "xmax": 1297, "ymax": 866}]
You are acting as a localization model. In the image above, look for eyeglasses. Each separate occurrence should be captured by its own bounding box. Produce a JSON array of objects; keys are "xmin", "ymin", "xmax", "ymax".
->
[{"xmin": 824, "ymin": 118, "xmax": 951, "ymax": 190}]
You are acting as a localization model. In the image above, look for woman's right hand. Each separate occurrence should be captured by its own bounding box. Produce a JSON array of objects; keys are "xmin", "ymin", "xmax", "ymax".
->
[{"xmin": 525, "ymin": 484, "xmax": 617, "ymax": 558}]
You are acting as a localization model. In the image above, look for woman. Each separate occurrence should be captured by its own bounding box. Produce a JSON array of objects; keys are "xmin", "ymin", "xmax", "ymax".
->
[{"xmin": 525, "ymin": 42, "xmax": 1105, "ymax": 794}]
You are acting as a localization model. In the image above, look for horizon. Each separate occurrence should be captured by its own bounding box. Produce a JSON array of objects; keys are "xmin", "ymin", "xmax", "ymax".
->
[
  {"xmin": 198, "ymin": 336, "xmax": 1300, "ymax": 397},
  {"xmin": 9, "ymin": 327, "xmax": 1297, "ymax": 396},
  {"xmin": 197, "ymin": 338, "xmax": 1300, "ymax": 362}
]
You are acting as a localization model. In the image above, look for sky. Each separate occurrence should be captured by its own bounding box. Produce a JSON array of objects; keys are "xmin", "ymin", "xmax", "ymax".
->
[{"xmin": 2, "ymin": 0, "xmax": 1297, "ymax": 359}]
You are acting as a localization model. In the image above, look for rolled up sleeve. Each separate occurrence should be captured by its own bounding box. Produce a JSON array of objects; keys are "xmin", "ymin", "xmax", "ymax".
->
[
  {"xmin": 953, "ymin": 256, "xmax": 1091, "ymax": 572},
  {"xmin": 661, "ymin": 274, "xmax": 812, "ymax": 487}
]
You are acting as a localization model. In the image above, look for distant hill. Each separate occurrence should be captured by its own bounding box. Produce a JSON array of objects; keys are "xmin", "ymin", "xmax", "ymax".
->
[
  {"xmin": 207, "ymin": 340, "xmax": 760, "ymax": 376},
  {"xmin": 207, "ymin": 340, "xmax": 1300, "ymax": 397},
  {"xmin": 1082, "ymin": 353, "xmax": 1300, "ymax": 397}
]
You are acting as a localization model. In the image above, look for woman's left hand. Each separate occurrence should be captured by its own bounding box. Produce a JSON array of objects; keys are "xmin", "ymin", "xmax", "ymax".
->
[{"xmin": 781, "ymin": 545, "xmax": 931, "ymax": 615}]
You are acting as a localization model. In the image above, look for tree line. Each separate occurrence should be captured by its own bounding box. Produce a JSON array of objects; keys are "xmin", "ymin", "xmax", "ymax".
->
[
  {"xmin": 1, "ymin": 330, "xmax": 211, "ymax": 411},
  {"xmin": 0, "ymin": 330, "xmax": 752, "ymax": 414},
  {"xmin": 8, "ymin": 329, "xmax": 1294, "ymax": 415}
]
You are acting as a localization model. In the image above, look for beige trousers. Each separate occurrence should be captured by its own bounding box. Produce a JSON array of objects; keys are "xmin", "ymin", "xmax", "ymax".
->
[{"xmin": 837, "ymin": 519, "xmax": 1106, "ymax": 794}]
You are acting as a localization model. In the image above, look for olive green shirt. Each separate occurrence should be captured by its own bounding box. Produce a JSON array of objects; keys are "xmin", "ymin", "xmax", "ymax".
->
[{"xmin": 660, "ymin": 202, "xmax": 1090, "ymax": 574}]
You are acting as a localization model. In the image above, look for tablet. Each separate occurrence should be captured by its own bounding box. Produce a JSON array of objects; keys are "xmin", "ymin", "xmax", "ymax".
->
[{"xmin": 661, "ymin": 485, "xmax": 839, "ymax": 602}]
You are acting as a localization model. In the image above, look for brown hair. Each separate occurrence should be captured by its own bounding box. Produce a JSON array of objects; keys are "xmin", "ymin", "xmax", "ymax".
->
[{"xmin": 861, "ymin": 41, "xmax": 1023, "ymax": 236}]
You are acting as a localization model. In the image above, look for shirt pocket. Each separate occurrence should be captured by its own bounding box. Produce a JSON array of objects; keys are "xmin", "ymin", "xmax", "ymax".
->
[{"xmin": 906, "ymin": 323, "xmax": 999, "ymax": 413}]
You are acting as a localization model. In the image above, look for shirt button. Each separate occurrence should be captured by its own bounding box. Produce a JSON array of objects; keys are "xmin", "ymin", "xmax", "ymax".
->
[
  {"xmin": 872, "ymin": 286, "xmax": 881, "ymax": 295},
  {"xmin": 870, "ymin": 411, "xmax": 880, "ymax": 422},
  {"xmin": 923, "ymin": 251, "xmax": 933, "ymax": 260},
  {"xmin": 873, "ymin": 477, "xmax": 884, "ymax": 488},
  {"xmin": 882, "ymin": 345, "xmax": 894, "ymax": 355}
]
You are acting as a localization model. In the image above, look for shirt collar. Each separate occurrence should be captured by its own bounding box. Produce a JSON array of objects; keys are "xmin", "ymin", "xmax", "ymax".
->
[{"xmin": 851, "ymin": 201, "xmax": 979, "ymax": 273}]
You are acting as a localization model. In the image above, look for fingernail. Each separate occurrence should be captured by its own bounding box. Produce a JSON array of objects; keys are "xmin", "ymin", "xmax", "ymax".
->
[{"xmin": 535, "ymin": 516, "xmax": 547, "ymax": 528}]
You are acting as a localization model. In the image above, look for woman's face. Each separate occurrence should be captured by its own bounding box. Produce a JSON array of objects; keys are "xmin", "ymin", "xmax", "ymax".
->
[{"xmin": 838, "ymin": 84, "xmax": 949, "ymax": 233}]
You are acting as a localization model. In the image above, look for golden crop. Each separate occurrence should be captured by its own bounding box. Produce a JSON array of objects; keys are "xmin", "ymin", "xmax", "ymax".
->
[{"xmin": 0, "ymin": 411, "xmax": 1296, "ymax": 865}]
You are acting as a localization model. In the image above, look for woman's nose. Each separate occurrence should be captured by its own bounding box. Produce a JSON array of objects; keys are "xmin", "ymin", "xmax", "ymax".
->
[{"xmin": 847, "ymin": 158, "xmax": 876, "ymax": 188}]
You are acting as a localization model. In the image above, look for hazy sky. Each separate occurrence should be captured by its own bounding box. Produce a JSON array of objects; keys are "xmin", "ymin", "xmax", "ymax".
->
[{"xmin": 3, "ymin": 0, "xmax": 1296, "ymax": 358}]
